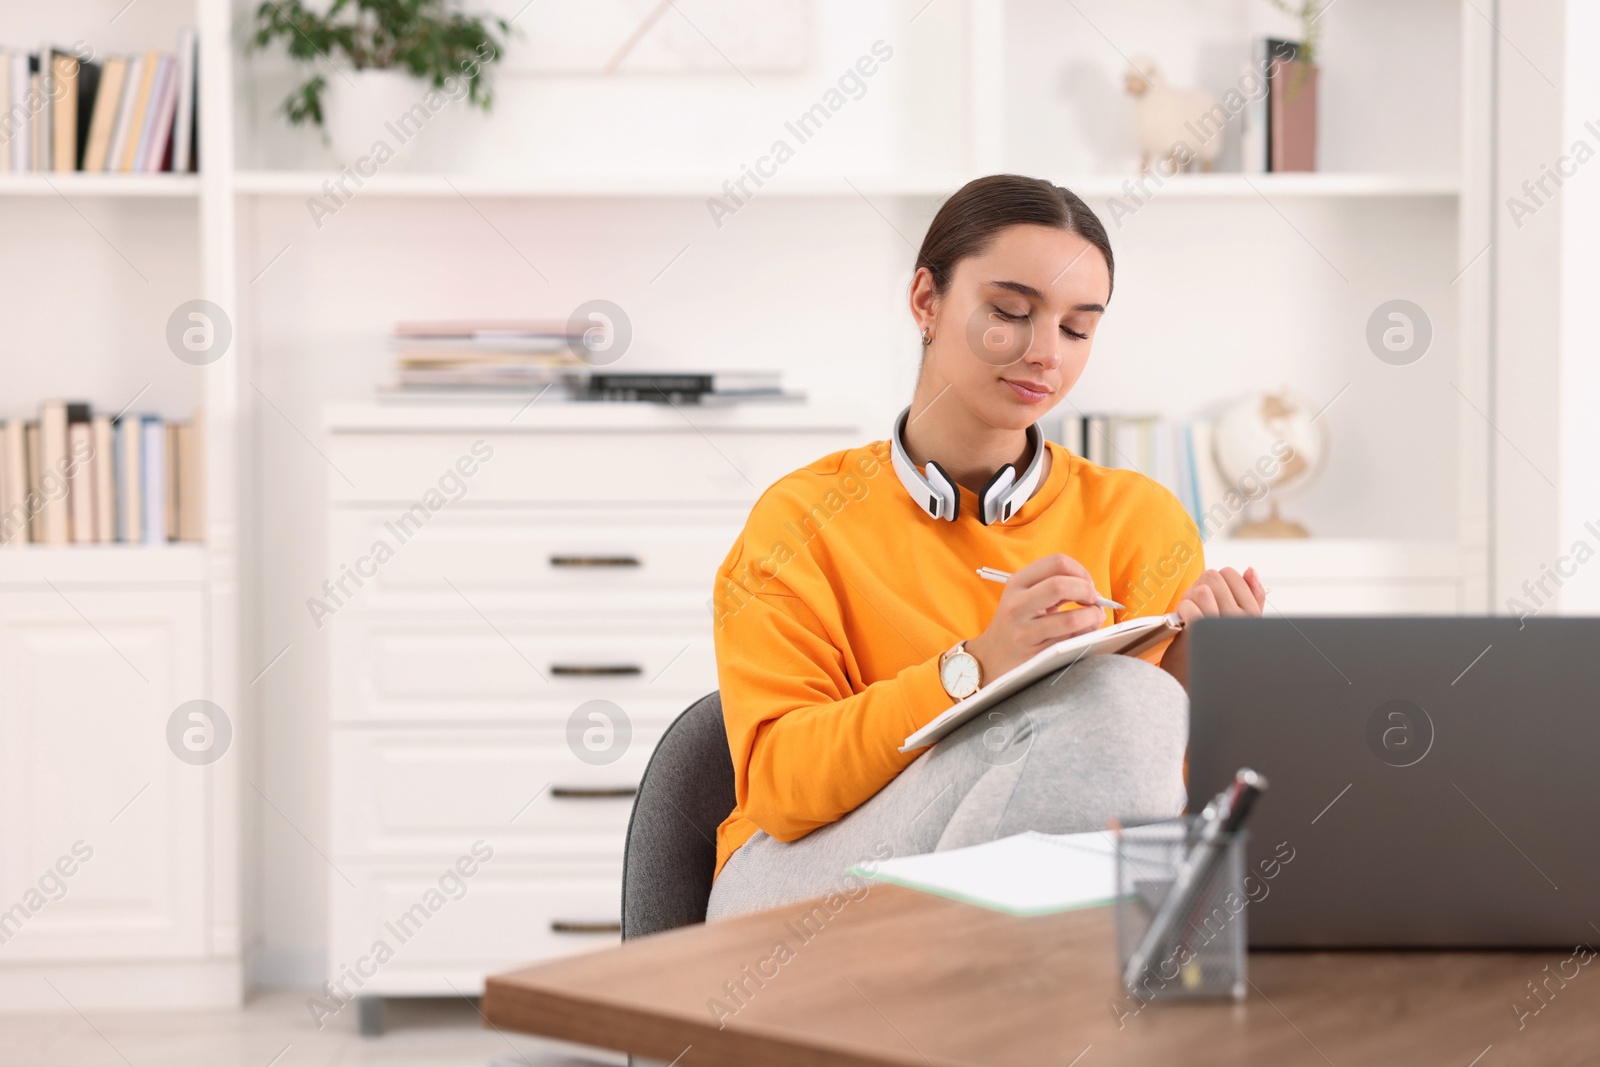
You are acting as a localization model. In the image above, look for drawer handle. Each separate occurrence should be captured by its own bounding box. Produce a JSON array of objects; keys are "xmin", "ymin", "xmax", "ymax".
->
[
  {"xmin": 550, "ymin": 664, "xmax": 643, "ymax": 677},
  {"xmin": 549, "ymin": 555, "xmax": 641, "ymax": 568},
  {"xmin": 550, "ymin": 786, "xmax": 638, "ymax": 799},
  {"xmin": 550, "ymin": 920, "xmax": 621, "ymax": 935}
]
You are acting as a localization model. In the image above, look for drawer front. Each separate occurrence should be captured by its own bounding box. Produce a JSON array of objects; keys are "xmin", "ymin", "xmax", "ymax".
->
[
  {"xmin": 327, "ymin": 430, "xmax": 859, "ymax": 505},
  {"xmin": 330, "ymin": 617, "xmax": 715, "ymax": 722},
  {"xmin": 325, "ymin": 508, "xmax": 742, "ymax": 614},
  {"xmin": 332, "ymin": 727, "xmax": 662, "ymax": 858},
  {"xmin": 327, "ymin": 860, "xmax": 622, "ymax": 996}
]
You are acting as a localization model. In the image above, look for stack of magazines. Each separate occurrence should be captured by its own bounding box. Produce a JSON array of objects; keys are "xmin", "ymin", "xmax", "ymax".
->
[
  {"xmin": 391, "ymin": 320, "xmax": 590, "ymax": 390},
  {"xmin": 387, "ymin": 320, "xmax": 798, "ymax": 404}
]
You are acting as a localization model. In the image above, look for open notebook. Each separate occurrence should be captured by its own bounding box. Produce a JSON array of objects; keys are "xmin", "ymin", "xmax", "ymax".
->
[
  {"xmin": 901, "ymin": 612, "xmax": 1184, "ymax": 752},
  {"xmin": 850, "ymin": 831, "xmax": 1121, "ymax": 916}
]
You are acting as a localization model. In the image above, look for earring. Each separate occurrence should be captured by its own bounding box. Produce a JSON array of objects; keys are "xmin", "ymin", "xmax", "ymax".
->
[{"xmin": 921, "ymin": 328, "xmax": 933, "ymax": 347}]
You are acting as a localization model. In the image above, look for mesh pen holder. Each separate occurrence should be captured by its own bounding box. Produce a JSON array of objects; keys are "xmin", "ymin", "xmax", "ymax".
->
[{"xmin": 1114, "ymin": 816, "xmax": 1249, "ymax": 1002}]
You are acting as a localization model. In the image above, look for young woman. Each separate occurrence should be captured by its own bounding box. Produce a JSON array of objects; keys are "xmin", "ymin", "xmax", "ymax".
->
[{"xmin": 706, "ymin": 175, "xmax": 1267, "ymax": 919}]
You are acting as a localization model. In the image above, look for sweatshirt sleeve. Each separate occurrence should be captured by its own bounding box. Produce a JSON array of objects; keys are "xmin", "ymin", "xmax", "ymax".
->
[
  {"xmin": 1110, "ymin": 479, "xmax": 1207, "ymax": 664},
  {"xmin": 713, "ymin": 565, "xmax": 953, "ymax": 845}
]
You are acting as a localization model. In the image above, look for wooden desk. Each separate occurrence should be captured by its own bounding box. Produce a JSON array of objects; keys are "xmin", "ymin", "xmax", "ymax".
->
[{"xmin": 484, "ymin": 885, "xmax": 1599, "ymax": 1066}]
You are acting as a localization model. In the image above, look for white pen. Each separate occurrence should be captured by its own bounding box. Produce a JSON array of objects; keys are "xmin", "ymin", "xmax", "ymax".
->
[{"xmin": 975, "ymin": 566, "xmax": 1125, "ymax": 612}]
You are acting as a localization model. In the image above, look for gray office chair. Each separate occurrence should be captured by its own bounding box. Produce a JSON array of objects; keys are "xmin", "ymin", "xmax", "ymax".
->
[{"xmin": 621, "ymin": 691, "xmax": 737, "ymax": 940}]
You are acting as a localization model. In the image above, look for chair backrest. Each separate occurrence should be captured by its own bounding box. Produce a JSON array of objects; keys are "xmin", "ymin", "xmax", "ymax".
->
[{"xmin": 621, "ymin": 691, "xmax": 736, "ymax": 940}]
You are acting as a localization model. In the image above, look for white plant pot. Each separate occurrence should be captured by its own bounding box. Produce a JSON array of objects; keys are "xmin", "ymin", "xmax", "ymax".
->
[{"xmin": 321, "ymin": 69, "xmax": 427, "ymax": 163}]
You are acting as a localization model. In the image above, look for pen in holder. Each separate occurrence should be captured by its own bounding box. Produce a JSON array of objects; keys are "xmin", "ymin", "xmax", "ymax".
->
[{"xmin": 1114, "ymin": 816, "xmax": 1249, "ymax": 1001}]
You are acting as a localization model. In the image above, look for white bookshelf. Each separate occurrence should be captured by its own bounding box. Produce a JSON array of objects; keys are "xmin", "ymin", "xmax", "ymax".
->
[
  {"xmin": 0, "ymin": 544, "xmax": 210, "ymax": 583},
  {"xmin": 0, "ymin": 173, "xmax": 202, "ymax": 196},
  {"xmin": 230, "ymin": 169, "xmax": 1460, "ymax": 199},
  {"xmin": 0, "ymin": 0, "xmax": 240, "ymax": 1011},
  {"xmin": 0, "ymin": 0, "xmax": 1509, "ymax": 1006}
]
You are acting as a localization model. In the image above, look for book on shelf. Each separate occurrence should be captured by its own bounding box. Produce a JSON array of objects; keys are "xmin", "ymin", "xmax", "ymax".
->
[
  {"xmin": 0, "ymin": 401, "xmax": 203, "ymax": 547},
  {"xmin": 171, "ymin": 28, "xmax": 197, "ymax": 173},
  {"xmin": 1052, "ymin": 412, "xmax": 1237, "ymax": 542},
  {"xmin": 29, "ymin": 67, "xmax": 41, "ymax": 170},
  {"xmin": 40, "ymin": 401, "xmax": 69, "ymax": 544},
  {"xmin": 34, "ymin": 46, "xmax": 50, "ymax": 173},
  {"xmin": 0, "ymin": 32, "xmax": 197, "ymax": 175},
  {"xmin": 67, "ymin": 406, "xmax": 93, "ymax": 544},
  {"xmin": 50, "ymin": 50, "xmax": 77, "ymax": 174},
  {"xmin": 73, "ymin": 54, "xmax": 99, "ymax": 169},
  {"xmin": 1267, "ymin": 40, "xmax": 1317, "ymax": 173},
  {"xmin": 23, "ymin": 423, "xmax": 41, "ymax": 542},
  {"xmin": 81, "ymin": 55, "xmax": 126, "ymax": 172},
  {"xmin": 142, "ymin": 418, "xmax": 165, "ymax": 544},
  {"xmin": 9, "ymin": 54, "xmax": 28, "ymax": 172},
  {"xmin": 1244, "ymin": 38, "xmax": 1317, "ymax": 173},
  {"xmin": 571, "ymin": 370, "xmax": 787, "ymax": 403},
  {"xmin": 93, "ymin": 415, "xmax": 114, "ymax": 543},
  {"xmin": 118, "ymin": 51, "xmax": 155, "ymax": 172},
  {"xmin": 0, "ymin": 422, "xmax": 24, "ymax": 540}
]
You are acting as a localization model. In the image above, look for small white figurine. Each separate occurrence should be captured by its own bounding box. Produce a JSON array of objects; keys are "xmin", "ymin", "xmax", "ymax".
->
[{"xmin": 1123, "ymin": 56, "xmax": 1223, "ymax": 174}]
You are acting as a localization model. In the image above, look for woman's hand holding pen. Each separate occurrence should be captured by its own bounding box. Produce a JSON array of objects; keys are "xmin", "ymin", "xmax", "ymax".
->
[
  {"xmin": 965, "ymin": 554, "xmax": 1109, "ymax": 679},
  {"xmin": 1160, "ymin": 566, "xmax": 1268, "ymax": 688}
]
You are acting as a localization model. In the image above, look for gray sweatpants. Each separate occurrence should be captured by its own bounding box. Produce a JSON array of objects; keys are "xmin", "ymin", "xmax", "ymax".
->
[{"xmin": 706, "ymin": 654, "xmax": 1190, "ymax": 920}]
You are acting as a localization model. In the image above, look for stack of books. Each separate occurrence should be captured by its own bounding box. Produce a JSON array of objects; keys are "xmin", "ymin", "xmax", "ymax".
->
[
  {"xmin": 391, "ymin": 320, "xmax": 591, "ymax": 391},
  {"xmin": 0, "ymin": 403, "xmax": 203, "ymax": 546},
  {"xmin": 1053, "ymin": 413, "xmax": 1231, "ymax": 539},
  {"xmin": 0, "ymin": 29, "xmax": 199, "ymax": 175},
  {"xmin": 388, "ymin": 320, "xmax": 794, "ymax": 403}
]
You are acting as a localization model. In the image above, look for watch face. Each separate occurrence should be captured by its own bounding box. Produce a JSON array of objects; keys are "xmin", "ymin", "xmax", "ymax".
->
[{"xmin": 941, "ymin": 652, "xmax": 980, "ymax": 698}]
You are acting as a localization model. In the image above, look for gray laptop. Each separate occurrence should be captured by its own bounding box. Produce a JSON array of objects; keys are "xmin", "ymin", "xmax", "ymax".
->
[{"xmin": 1187, "ymin": 617, "xmax": 1600, "ymax": 949}]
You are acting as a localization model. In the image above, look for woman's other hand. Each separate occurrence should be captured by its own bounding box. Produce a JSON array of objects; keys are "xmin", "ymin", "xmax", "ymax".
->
[{"xmin": 1161, "ymin": 566, "xmax": 1268, "ymax": 687}]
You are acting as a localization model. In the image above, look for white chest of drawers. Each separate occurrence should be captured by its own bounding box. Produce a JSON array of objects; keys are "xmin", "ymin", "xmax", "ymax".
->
[{"xmin": 322, "ymin": 401, "xmax": 859, "ymax": 1029}]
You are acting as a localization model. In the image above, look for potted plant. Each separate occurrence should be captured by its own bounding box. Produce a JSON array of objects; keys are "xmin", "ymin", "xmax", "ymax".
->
[
  {"xmin": 1264, "ymin": 0, "xmax": 1326, "ymax": 66},
  {"xmin": 252, "ymin": 0, "xmax": 512, "ymax": 159}
]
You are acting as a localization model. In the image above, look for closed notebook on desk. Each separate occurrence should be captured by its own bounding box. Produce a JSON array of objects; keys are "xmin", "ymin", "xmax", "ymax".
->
[{"xmin": 902, "ymin": 613, "xmax": 1183, "ymax": 752}]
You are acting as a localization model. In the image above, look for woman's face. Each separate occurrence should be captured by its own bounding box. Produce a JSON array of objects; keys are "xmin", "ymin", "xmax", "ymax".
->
[{"xmin": 916, "ymin": 223, "xmax": 1111, "ymax": 432}]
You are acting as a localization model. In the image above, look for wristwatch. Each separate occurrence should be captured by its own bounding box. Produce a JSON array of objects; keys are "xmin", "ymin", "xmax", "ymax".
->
[{"xmin": 939, "ymin": 641, "xmax": 982, "ymax": 700}]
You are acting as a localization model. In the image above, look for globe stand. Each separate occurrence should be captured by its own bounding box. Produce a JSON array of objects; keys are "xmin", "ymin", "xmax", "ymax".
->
[{"xmin": 1233, "ymin": 500, "xmax": 1310, "ymax": 539}]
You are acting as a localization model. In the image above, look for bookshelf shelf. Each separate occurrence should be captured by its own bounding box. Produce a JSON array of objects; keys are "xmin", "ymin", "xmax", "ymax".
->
[
  {"xmin": 0, "ymin": 544, "xmax": 208, "ymax": 584},
  {"xmin": 230, "ymin": 169, "xmax": 1459, "ymax": 200},
  {"xmin": 0, "ymin": 174, "xmax": 201, "ymax": 198}
]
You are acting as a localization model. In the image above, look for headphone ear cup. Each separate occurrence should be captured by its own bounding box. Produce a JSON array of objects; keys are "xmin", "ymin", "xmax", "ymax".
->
[
  {"xmin": 977, "ymin": 464, "xmax": 1017, "ymax": 525},
  {"xmin": 924, "ymin": 461, "xmax": 959, "ymax": 521}
]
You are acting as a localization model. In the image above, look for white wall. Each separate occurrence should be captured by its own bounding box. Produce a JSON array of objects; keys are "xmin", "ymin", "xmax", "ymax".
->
[
  {"xmin": 1557, "ymin": 0, "xmax": 1600, "ymax": 611},
  {"xmin": 1491, "ymin": 0, "xmax": 1565, "ymax": 613},
  {"xmin": 236, "ymin": 0, "xmax": 964, "ymax": 180},
  {"xmin": 1002, "ymin": 0, "xmax": 1461, "ymax": 176}
]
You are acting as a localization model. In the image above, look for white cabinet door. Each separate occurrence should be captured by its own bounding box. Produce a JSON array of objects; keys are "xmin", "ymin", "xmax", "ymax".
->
[
  {"xmin": 331, "ymin": 726, "xmax": 664, "ymax": 859},
  {"xmin": 0, "ymin": 589, "xmax": 208, "ymax": 959}
]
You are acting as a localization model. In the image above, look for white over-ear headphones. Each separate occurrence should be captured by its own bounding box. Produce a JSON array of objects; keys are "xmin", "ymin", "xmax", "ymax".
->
[{"xmin": 889, "ymin": 406, "xmax": 1047, "ymax": 525}]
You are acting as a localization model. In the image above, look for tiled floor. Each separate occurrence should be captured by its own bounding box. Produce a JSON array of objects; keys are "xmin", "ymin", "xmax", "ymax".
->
[{"xmin": 0, "ymin": 991, "xmax": 625, "ymax": 1067}]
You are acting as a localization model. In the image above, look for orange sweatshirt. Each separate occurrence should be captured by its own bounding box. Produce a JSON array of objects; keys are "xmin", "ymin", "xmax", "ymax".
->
[{"xmin": 710, "ymin": 438, "xmax": 1205, "ymax": 875}]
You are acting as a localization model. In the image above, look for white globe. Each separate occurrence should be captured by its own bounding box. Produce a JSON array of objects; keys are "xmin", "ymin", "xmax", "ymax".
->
[
  {"xmin": 1211, "ymin": 390, "xmax": 1329, "ymax": 537},
  {"xmin": 1213, "ymin": 390, "xmax": 1326, "ymax": 496}
]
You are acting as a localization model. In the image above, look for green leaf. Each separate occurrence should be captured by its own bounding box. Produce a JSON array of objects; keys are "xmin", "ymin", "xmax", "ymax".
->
[{"xmin": 251, "ymin": 0, "xmax": 514, "ymax": 126}]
